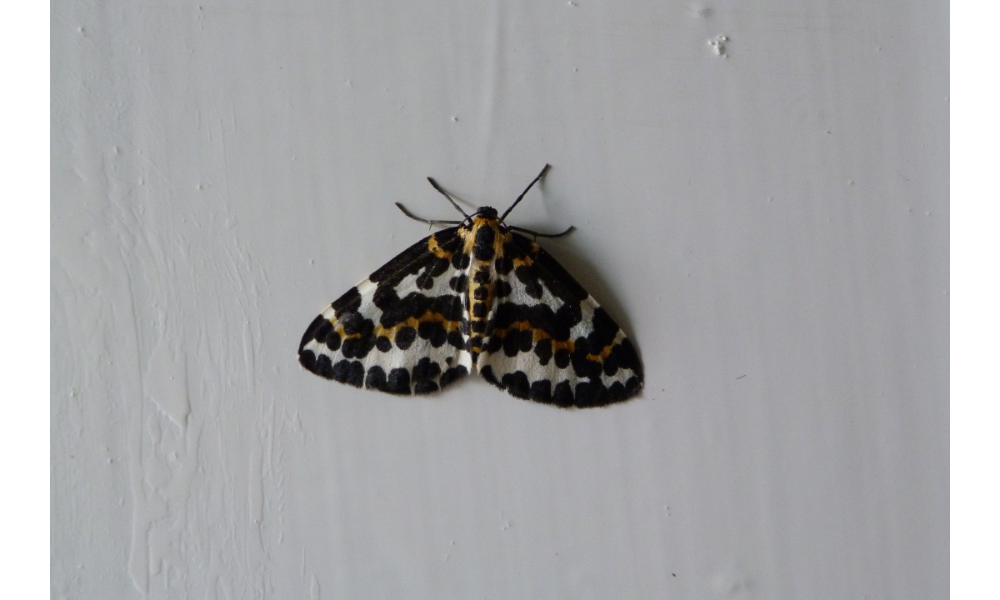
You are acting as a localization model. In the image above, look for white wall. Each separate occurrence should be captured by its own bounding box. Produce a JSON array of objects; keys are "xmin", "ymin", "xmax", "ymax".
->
[{"xmin": 51, "ymin": 1, "xmax": 948, "ymax": 598}]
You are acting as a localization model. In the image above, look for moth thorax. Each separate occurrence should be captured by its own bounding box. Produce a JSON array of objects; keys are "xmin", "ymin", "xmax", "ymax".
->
[{"xmin": 473, "ymin": 220, "xmax": 500, "ymax": 261}]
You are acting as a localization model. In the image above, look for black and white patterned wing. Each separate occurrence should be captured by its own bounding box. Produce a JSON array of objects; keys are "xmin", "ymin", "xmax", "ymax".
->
[
  {"xmin": 478, "ymin": 232, "xmax": 643, "ymax": 407},
  {"xmin": 299, "ymin": 227, "xmax": 473, "ymax": 395}
]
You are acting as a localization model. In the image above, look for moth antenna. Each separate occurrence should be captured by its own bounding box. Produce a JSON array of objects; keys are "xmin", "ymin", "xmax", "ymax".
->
[
  {"xmin": 426, "ymin": 177, "xmax": 471, "ymax": 219},
  {"xmin": 508, "ymin": 225, "xmax": 575, "ymax": 239},
  {"xmin": 500, "ymin": 164, "xmax": 551, "ymax": 222},
  {"xmin": 394, "ymin": 202, "xmax": 462, "ymax": 227}
]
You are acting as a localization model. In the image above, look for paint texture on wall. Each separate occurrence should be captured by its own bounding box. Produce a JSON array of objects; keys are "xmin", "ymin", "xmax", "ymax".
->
[{"xmin": 52, "ymin": 1, "xmax": 947, "ymax": 598}]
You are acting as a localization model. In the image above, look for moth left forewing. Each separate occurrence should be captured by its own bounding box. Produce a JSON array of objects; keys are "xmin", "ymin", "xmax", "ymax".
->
[
  {"xmin": 478, "ymin": 232, "xmax": 643, "ymax": 408},
  {"xmin": 299, "ymin": 228, "xmax": 474, "ymax": 395}
]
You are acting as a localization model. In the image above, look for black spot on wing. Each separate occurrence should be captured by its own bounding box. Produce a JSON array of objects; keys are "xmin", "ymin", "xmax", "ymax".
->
[
  {"xmin": 315, "ymin": 354, "xmax": 335, "ymax": 379},
  {"xmin": 451, "ymin": 250, "xmax": 470, "ymax": 270},
  {"xmin": 395, "ymin": 326, "xmax": 417, "ymax": 349},
  {"xmin": 447, "ymin": 330, "xmax": 466, "ymax": 349},
  {"xmin": 533, "ymin": 338, "xmax": 552, "ymax": 365},
  {"xmin": 570, "ymin": 337, "xmax": 603, "ymax": 380},
  {"xmin": 414, "ymin": 380, "xmax": 439, "ymax": 394},
  {"xmin": 415, "ymin": 271, "xmax": 435, "ymax": 290},
  {"xmin": 506, "ymin": 233, "xmax": 588, "ymax": 303},
  {"xmin": 416, "ymin": 256, "xmax": 452, "ymax": 289},
  {"xmin": 499, "ymin": 329, "xmax": 533, "ymax": 357},
  {"xmin": 484, "ymin": 334, "xmax": 502, "ymax": 354},
  {"xmin": 417, "ymin": 320, "xmax": 448, "ymax": 347},
  {"xmin": 341, "ymin": 334, "xmax": 376, "ymax": 359},
  {"xmin": 494, "ymin": 255, "xmax": 514, "ymax": 275},
  {"xmin": 513, "ymin": 266, "xmax": 544, "ymax": 299},
  {"xmin": 615, "ymin": 339, "xmax": 643, "ymax": 378},
  {"xmin": 339, "ymin": 313, "xmax": 377, "ymax": 359},
  {"xmin": 587, "ymin": 307, "xmax": 621, "ymax": 353},
  {"xmin": 332, "ymin": 360, "xmax": 365, "ymax": 387},
  {"xmin": 625, "ymin": 375, "xmax": 642, "ymax": 396},
  {"xmin": 365, "ymin": 366, "xmax": 387, "ymax": 391},
  {"xmin": 551, "ymin": 381, "xmax": 574, "ymax": 407},
  {"xmin": 411, "ymin": 358, "xmax": 443, "ymax": 395},
  {"xmin": 573, "ymin": 381, "xmax": 605, "ymax": 407},
  {"xmin": 480, "ymin": 365, "xmax": 499, "ymax": 386},
  {"xmin": 492, "ymin": 300, "xmax": 582, "ymax": 342},
  {"xmin": 331, "ymin": 287, "xmax": 362, "ymax": 317},
  {"xmin": 299, "ymin": 348, "xmax": 318, "ymax": 373},
  {"xmin": 412, "ymin": 357, "xmax": 442, "ymax": 382},
  {"xmin": 439, "ymin": 365, "xmax": 469, "ymax": 389},
  {"xmin": 500, "ymin": 371, "xmax": 530, "ymax": 399},
  {"xmin": 554, "ymin": 348, "xmax": 571, "ymax": 369},
  {"xmin": 385, "ymin": 368, "xmax": 411, "ymax": 395},
  {"xmin": 339, "ymin": 312, "xmax": 371, "ymax": 336},
  {"xmin": 526, "ymin": 378, "xmax": 635, "ymax": 409},
  {"xmin": 434, "ymin": 295, "xmax": 465, "ymax": 321},
  {"xmin": 374, "ymin": 288, "xmax": 465, "ymax": 330},
  {"xmin": 299, "ymin": 315, "xmax": 328, "ymax": 353},
  {"xmin": 449, "ymin": 274, "xmax": 468, "ymax": 293},
  {"xmin": 494, "ymin": 279, "xmax": 512, "ymax": 298},
  {"xmin": 325, "ymin": 329, "xmax": 342, "ymax": 352},
  {"xmin": 530, "ymin": 380, "xmax": 552, "ymax": 403},
  {"xmin": 602, "ymin": 348, "xmax": 619, "ymax": 376}
]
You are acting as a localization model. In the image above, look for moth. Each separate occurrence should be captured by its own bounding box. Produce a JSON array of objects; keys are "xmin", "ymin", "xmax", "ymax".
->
[{"xmin": 298, "ymin": 165, "xmax": 643, "ymax": 408}]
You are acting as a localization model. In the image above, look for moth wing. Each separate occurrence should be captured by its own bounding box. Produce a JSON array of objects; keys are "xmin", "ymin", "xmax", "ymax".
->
[
  {"xmin": 478, "ymin": 232, "xmax": 643, "ymax": 407},
  {"xmin": 299, "ymin": 227, "xmax": 473, "ymax": 395}
]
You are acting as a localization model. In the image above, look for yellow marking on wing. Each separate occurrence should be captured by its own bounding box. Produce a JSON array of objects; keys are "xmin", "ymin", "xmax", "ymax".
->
[
  {"xmin": 587, "ymin": 342, "xmax": 616, "ymax": 362},
  {"xmin": 488, "ymin": 322, "xmax": 576, "ymax": 354},
  {"xmin": 511, "ymin": 242, "xmax": 538, "ymax": 268},
  {"xmin": 372, "ymin": 316, "xmax": 464, "ymax": 341},
  {"xmin": 327, "ymin": 314, "xmax": 464, "ymax": 342},
  {"xmin": 427, "ymin": 234, "xmax": 453, "ymax": 260},
  {"xmin": 488, "ymin": 321, "xmax": 619, "ymax": 362}
]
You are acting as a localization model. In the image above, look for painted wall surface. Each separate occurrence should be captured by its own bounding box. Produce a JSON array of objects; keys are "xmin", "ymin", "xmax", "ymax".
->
[{"xmin": 51, "ymin": 1, "xmax": 948, "ymax": 598}]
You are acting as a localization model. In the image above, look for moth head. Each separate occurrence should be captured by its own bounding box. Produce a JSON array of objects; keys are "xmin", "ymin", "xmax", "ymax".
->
[{"xmin": 476, "ymin": 206, "xmax": 499, "ymax": 219}]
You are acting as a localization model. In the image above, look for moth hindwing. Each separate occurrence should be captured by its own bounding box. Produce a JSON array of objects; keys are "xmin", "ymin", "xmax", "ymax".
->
[{"xmin": 299, "ymin": 166, "xmax": 643, "ymax": 408}]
